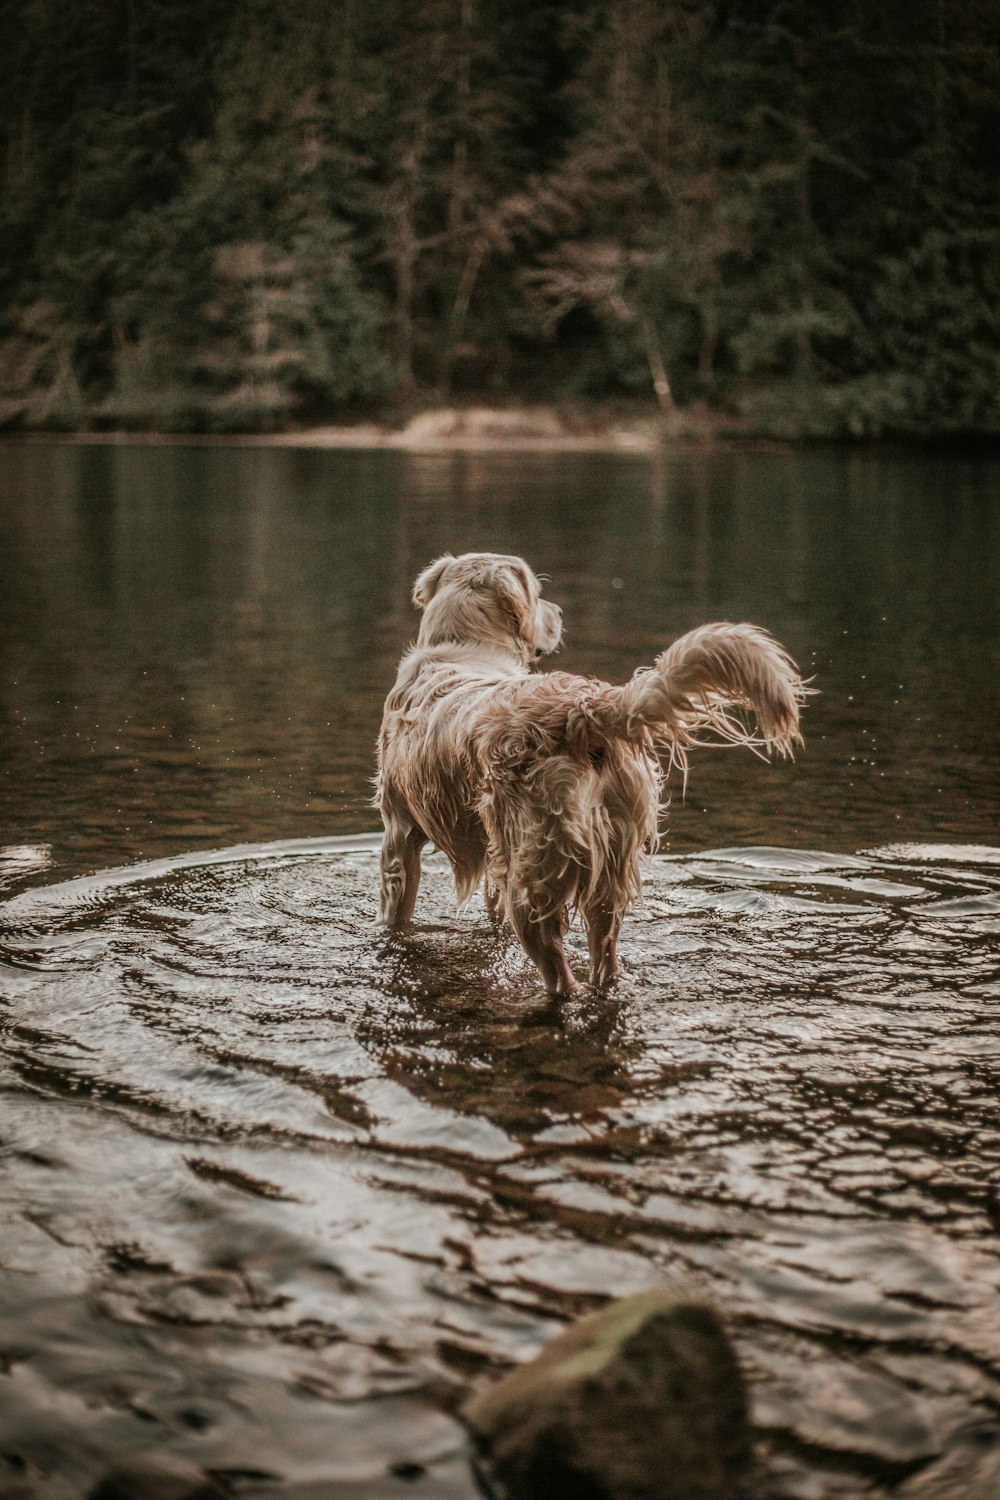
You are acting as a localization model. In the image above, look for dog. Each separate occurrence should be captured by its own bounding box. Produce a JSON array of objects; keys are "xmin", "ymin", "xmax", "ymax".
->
[{"xmin": 376, "ymin": 552, "xmax": 806, "ymax": 995}]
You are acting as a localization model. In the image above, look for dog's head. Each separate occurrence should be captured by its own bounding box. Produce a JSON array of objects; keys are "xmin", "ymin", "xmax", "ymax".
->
[{"xmin": 411, "ymin": 553, "xmax": 562, "ymax": 664}]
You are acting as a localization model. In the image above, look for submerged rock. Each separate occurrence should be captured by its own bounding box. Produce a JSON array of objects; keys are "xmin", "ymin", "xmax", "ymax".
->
[
  {"xmin": 464, "ymin": 1289, "xmax": 753, "ymax": 1500},
  {"xmin": 88, "ymin": 1453, "xmax": 227, "ymax": 1500}
]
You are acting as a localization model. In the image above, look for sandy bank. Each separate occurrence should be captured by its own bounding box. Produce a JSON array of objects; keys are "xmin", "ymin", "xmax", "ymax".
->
[{"xmin": 4, "ymin": 405, "xmax": 714, "ymax": 452}]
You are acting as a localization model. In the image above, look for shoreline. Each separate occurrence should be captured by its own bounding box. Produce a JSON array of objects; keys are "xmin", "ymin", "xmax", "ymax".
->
[
  {"xmin": 3, "ymin": 406, "xmax": 994, "ymax": 454},
  {"xmin": 0, "ymin": 404, "xmax": 729, "ymax": 455},
  {"xmin": 1, "ymin": 425, "xmax": 663, "ymax": 454}
]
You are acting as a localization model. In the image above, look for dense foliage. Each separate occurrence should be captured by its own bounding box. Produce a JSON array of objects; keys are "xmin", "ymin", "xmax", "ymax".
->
[{"xmin": 2, "ymin": 0, "xmax": 998, "ymax": 436}]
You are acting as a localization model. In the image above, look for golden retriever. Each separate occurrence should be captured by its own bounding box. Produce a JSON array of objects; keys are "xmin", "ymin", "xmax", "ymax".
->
[{"xmin": 376, "ymin": 552, "xmax": 806, "ymax": 995}]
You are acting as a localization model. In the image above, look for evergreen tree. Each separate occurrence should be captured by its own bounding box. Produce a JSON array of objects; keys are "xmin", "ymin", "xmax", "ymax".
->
[
  {"xmin": 1, "ymin": 0, "xmax": 997, "ymax": 434},
  {"xmin": 100, "ymin": 1, "xmax": 392, "ymax": 427},
  {"xmin": 518, "ymin": 0, "xmax": 733, "ymax": 410},
  {"xmin": 857, "ymin": 0, "xmax": 1000, "ymax": 433}
]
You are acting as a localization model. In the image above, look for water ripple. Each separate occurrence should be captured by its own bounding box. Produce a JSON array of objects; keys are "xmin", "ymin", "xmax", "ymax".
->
[{"xmin": 1, "ymin": 835, "xmax": 999, "ymax": 1497}]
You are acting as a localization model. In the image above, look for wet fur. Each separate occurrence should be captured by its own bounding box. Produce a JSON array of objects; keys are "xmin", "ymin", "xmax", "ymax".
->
[{"xmin": 376, "ymin": 552, "xmax": 806, "ymax": 995}]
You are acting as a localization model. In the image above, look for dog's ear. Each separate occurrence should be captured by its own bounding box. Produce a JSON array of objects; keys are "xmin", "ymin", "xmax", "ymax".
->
[
  {"xmin": 491, "ymin": 561, "xmax": 535, "ymax": 648},
  {"xmin": 412, "ymin": 555, "xmax": 454, "ymax": 608}
]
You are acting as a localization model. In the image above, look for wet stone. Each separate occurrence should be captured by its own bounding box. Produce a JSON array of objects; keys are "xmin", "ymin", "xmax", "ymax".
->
[{"xmin": 464, "ymin": 1289, "xmax": 752, "ymax": 1500}]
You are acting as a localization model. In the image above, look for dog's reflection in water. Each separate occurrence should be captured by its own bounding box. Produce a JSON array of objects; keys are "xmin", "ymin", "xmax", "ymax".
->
[{"xmin": 368, "ymin": 913, "xmax": 638, "ymax": 1140}]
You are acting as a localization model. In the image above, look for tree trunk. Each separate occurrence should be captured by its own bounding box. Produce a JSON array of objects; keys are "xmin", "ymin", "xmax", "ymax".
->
[{"xmin": 639, "ymin": 313, "xmax": 675, "ymax": 414}]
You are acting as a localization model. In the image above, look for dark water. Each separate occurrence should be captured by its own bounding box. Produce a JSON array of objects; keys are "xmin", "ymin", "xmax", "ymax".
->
[{"xmin": 1, "ymin": 440, "xmax": 999, "ymax": 1499}]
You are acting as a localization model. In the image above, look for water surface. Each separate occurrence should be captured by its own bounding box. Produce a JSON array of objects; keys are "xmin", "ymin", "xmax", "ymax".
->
[
  {"xmin": 1, "ymin": 441, "xmax": 996, "ymax": 873},
  {"xmin": 1, "ymin": 441, "xmax": 998, "ymax": 1498}
]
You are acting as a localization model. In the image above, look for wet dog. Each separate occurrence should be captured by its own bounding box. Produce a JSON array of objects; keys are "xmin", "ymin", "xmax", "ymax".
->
[{"xmin": 376, "ymin": 552, "xmax": 806, "ymax": 994}]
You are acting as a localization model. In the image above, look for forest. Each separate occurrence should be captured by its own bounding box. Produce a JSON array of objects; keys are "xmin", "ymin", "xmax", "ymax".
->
[{"xmin": 1, "ymin": 0, "xmax": 998, "ymax": 439}]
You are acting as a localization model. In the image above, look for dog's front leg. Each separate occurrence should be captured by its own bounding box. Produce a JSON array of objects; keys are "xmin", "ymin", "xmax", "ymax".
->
[{"xmin": 379, "ymin": 817, "xmax": 426, "ymax": 925}]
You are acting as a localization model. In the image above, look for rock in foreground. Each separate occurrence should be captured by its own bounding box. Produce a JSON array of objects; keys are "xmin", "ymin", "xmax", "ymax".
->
[{"xmin": 464, "ymin": 1289, "xmax": 753, "ymax": 1500}]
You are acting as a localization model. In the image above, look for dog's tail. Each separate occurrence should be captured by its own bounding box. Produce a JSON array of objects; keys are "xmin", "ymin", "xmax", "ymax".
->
[{"xmin": 602, "ymin": 622, "xmax": 808, "ymax": 766}]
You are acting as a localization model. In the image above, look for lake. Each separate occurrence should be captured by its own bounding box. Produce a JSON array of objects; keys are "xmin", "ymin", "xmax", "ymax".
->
[{"xmin": 1, "ymin": 439, "xmax": 998, "ymax": 1499}]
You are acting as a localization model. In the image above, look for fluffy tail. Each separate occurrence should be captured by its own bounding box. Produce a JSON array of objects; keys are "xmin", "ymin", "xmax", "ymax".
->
[{"xmin": 614, "ymin": 622, "xmax": 808, "ymax": 764}]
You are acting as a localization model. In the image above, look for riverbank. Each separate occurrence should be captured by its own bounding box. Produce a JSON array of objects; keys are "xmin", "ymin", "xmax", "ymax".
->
[
  {"xmin": 6, "ymin": 399, "xmax": 997, "ymax": 452},
  {"xmin": 1, "ymin": 403, "xmax": 699, "ymax": 453}
]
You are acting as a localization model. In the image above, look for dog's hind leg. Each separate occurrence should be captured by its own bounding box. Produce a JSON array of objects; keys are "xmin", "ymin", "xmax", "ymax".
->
[
  {"xmin": 582, "ymin": 897, "xmax": 623, "ymax": 989},
  {"xmin": 509, "ymin": 901, "xmax": 578, "ymax": 996},
  {"xmin": 379, "ymin": 815, "xmax": 426, "ymax": 925}
]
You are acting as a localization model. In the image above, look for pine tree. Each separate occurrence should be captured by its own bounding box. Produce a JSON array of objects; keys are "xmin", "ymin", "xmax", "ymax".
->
[
  {"xmin": 517, "ymin": 0, "xmax": 732, "ymax": 411},
  {"xmin": 101, "ymin": 0, "xmax": 392, "ymax": 426}
]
